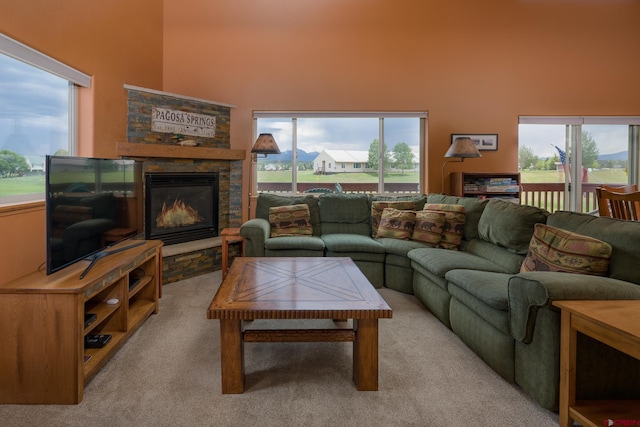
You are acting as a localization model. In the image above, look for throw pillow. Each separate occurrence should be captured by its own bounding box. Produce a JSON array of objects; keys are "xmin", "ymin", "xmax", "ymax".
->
[
  {"xmin": 520, "ymin": 223, "xmax": 612, "ymax": 276},
  {"xmin": 371, "ymin": 201, "xmax": 416, "ymax": 237},
  {"xmin": 412, "ymin": 210, "xmax": 446, "ymax": 245},
  {"xmin": 376, "ymin": 208, "xmax": 416, "ymax": 240},
  {"xmin": 269, "ymin": 204, "xmax": 313, "ymax": 237},
  {"xmin": 423, "ymin": 203, "xmax": 466, "ymax": 250}
]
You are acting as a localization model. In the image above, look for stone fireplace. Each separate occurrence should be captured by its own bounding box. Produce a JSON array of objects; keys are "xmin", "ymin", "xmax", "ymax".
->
[
  {"xmin": 123, "ymin": 85, "xmax": 244, "ymax": 284},
  {"xmin": 145, "ymin": 172, "xmax": 219, "ymax": 245}
]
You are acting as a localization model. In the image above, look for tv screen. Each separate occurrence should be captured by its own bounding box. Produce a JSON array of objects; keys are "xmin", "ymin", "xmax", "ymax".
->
[{"xmin": 45, "ymin": 156, "xmax": 142, "ymax": 275}]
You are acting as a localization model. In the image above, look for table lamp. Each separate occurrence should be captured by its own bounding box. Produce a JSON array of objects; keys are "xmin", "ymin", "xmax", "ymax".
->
[
  {"xmin": 248, "ymin": 133, "xmax": 281, "ymax": 217},
  {"xmin": 441, "ymin": 137, "xmax": 482, "ymax": 193}
]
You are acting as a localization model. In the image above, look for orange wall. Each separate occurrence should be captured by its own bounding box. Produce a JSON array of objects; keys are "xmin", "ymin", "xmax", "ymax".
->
[
  {"xmin": 162, "ymin": 0, "xmax": 640, "ymax": 219},
  {"xmin": 0, "ymin": 0, "xmax": 163, "ymax": 284},
  {"xmin": 2, "ymin": 0, "xmax": 640, "ymax": 283}
]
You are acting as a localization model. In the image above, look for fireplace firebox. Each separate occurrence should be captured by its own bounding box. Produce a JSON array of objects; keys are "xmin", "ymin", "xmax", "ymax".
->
[{"xmin": 145, "ymin": 172, "xmax": 219, "ymax": 245}]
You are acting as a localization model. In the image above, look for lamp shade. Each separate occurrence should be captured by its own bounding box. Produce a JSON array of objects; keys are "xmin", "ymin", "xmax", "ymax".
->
[
  {"xmin": 444, "ymin": 137, "xmax": 482, "ymax": 159},
  {"xmin": 251, "ymin": 133, "xmax": 281, "ymax": 155}
]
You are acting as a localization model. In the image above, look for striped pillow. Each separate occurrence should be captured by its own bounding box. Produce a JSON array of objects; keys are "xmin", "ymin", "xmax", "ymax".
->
[
  {"xmin": 412, "ymin": 210, "xmax": 446, "ymax": 245},
  {"xmin": 269, "ymin": 204, "xmax": 313, "ymax": 237},
  {"xmin": 423, "ymin": 203, "xmax": 466, "ymax": 250},
  {"xmin": 371, "ymin": 201, "xmax": 416, "ymax": 237},
  {"xmin": 376, "ymin": 208, "xmax": 416, "ymax": 240},
  {"xmin": 520, "ymin": 224, "xmax": 612, "ymax": 275}
]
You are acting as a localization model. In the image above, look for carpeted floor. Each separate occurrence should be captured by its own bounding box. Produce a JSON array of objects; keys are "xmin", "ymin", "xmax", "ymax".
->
[{"xmin": 0, "ymin": 271, "xmax": 558, "ymax": 426}]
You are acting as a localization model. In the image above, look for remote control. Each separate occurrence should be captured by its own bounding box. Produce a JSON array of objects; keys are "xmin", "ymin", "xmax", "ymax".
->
[
  {"xmin": 84, "ymin": 334, "xmax": 112, "ymax": 348},
  {"xmin": 84, "ymin": 313, "xmax": 97, "ymax": 328}
]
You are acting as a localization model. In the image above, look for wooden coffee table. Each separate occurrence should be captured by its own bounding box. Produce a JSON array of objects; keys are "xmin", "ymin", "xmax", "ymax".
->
[{"xmin": 207, "ymin": 257, "xmax": 393, "ymax": 393}]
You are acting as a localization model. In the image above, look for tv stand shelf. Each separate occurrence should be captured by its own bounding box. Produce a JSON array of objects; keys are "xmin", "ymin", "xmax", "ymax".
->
[{"xmin": 0, "ymin": 239, "xmax": 162, "ymax": 404}]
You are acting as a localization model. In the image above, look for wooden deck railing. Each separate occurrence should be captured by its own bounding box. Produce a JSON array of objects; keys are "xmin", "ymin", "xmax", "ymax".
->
[
  {"xmin": 520, "ymin": 183, "xmax": 600, "ymax": 213},
  {"xmin": 256, "ymin": 182, "xmax": 604, "ymax": 213}
]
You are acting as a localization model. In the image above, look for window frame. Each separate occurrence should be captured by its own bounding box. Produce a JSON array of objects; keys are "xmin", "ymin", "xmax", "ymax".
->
[
  {"xmin": 519, "ymin": 116, "xmax": 640, "ymax": 212},
  {"xmin": 0, "ymin": 33, "xmax": 90, "ymax": 207},
  {"xmin": 252, "ymin": 111, "xmax": 428, "ymax": 195}
]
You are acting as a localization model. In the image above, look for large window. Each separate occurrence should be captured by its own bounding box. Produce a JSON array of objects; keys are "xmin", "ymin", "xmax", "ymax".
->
[
  {"xmin": 518, "ymin": 116, "xmax": 640, "ymax": 213},
  {"xmin": 0, "ymin": 33, "xmax": 90, "ymax": 205},
  {"xmin": 253, "ymin": 112, "xmax": 427, "ymax": 195}
]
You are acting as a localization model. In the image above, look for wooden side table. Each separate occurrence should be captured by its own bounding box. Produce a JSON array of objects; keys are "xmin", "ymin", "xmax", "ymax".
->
[
  {"xmin": 221, "ymin": 228, "xmax": 244, "ymax": 280},
  {"xmin": 553, "ymin": 300, "xmax": 640, "ymax": 427}
]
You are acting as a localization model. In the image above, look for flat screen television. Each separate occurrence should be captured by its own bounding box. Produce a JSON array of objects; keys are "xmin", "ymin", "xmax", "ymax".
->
[{"xmin": 45, "ymin": 155, "xmax": 143, "ymax": 277}]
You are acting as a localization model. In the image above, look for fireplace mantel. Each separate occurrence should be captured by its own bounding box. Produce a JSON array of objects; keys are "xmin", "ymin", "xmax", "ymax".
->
[{"xmin": 117, "ymin": 141, "xmax": 245, "ymax": 161}]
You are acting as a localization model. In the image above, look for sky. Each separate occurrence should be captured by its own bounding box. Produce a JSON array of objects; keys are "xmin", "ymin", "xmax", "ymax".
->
[
  {"xmin": 0, "ymin": 54, "xmax": 69, "ymax": 157},
  {"xmin": 519, "ymin": 124, "xmax": 628, "ymax": 158},
  {"xmin": 257, "ymin": 117, "xmax": 421, "ymax": 155}
]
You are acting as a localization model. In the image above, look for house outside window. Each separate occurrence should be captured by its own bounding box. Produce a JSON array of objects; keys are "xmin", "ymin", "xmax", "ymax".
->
[
  {"xmin": 253, "ymin": 112, "xmax": 427, "ymax": 194},
  {"xmin": 0, "ymin": 33, "xmax": 90, "ymax": 206}
]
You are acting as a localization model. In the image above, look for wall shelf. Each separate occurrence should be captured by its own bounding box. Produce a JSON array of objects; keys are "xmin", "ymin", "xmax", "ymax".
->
[{"xmin": 450, "ymin": 172, "xmax": 521, "ymax": 200}]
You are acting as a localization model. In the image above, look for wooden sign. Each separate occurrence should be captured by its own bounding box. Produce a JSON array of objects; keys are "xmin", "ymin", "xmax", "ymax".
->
[{"xmin": 151, "ymin": 107, "xmax": 216, "ymax": 138}]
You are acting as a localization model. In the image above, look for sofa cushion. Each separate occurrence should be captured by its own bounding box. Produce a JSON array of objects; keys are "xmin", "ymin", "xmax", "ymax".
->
[
  {"xmin": 371, "ymin": 201, "xmax": 416, "ymax": 237},
  {"xmin": 478, "ymin": 199, "xmax": 549, "ymax": 255},
  {"xmin": 446, "ymin": 270, "xmax": 512, "ymax": 334},
  {"xmin": 264, "ymin": 235, "xmax": 325, "ymax": 252},
  {"xmin": 377, "ymin": 237, "xmax": 432, "ymax": 257},
  {"xmin": 520, "ymin": 223, "xmax": 612, "ymax": 276},
  {"xmin": 426, "ymin": 194, "xmax": 490, "ymax": 240},
  {"xmin": 372, "ymin": 194, "xmax": 428, "ymax": 210},
  {"xmin": 408, "ymin": 246, "xmax": 515, "ymax": 277},
  {"xmin": 424, "ymin": 203, "xmax": 465, "ymax": 250},
  {"xmin": 318, "ymin": 193, "xmax": 371, "ymax": 236},
  {"xmin": 412, "ymin": 210, "xmax": 446, "ymax": 245},
  {"xmin": 269, "ymin": 204, "xmax": 313, "ymax": 237},
  {"xmin": 322, "ymin": 233, "xmax": 385, "ymax": 254},
  {"xmin": 464, "ymin": 239, "xmax": 526, "ymax": 274},
  {"xmin": 376, "ymin": 208, "xmax": 416, "ymax": 240}
]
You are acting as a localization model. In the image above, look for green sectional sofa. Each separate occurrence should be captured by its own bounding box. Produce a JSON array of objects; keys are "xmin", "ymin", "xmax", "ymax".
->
[{"xmin": 240, "ymin": 192, "xmax": 640, "ymax": 411}]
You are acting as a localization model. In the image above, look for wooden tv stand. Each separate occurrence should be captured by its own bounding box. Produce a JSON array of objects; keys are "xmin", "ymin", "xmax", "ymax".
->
[{"xmin": 0, "ymin": 239, "xmax": 162, "ymax": 404}]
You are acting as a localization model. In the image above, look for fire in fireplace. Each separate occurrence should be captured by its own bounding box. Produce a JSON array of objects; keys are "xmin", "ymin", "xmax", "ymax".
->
[{"xmin": 145, "ymin": 172, "xmax": 219, "ymax": 245}]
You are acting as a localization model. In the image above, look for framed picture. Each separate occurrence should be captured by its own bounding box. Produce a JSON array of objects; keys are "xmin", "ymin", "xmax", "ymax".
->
[{"xmin": 451, "ymin": 134, "xmax": 498, "ymax": 151}]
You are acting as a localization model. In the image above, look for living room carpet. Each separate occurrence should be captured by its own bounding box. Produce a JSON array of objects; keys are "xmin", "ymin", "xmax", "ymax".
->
[{"xmin": 0, "ymin": 271, "xmax": 558, "ymax": 426}]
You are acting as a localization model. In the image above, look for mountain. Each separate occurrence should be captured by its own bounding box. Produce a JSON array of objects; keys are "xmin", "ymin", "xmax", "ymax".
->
[
  {"xmin": 260, "ymin": 149, "xmax": 319, "ymax": 162},
  {"xmin": 598, "ymin": 151, "xmax": 627, "ymax": 161}
]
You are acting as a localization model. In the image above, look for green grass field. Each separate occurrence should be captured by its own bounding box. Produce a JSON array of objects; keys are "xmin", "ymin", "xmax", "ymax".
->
[
  {"xmin": 0, "ymin": 169, "xmax": 630, "ymax": 198},
  {"xmin": 0, "ymin": 171, "xmax": 135, "ymax": 197}
]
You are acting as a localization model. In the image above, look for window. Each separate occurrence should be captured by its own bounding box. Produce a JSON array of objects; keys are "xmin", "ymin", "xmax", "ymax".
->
[
  {"xmin": 0, "ymin": 33, "xmax": 90, "ymax": 205},
  {"xmin": 518, "ymin": 116, "xmax": 640, "ymax": 213},
  {"xmin": 253, "ymin": 112, "xmax": 427, "ymax": 195}
]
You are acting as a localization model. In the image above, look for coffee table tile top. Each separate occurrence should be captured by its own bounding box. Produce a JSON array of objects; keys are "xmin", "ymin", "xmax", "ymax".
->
[{"xmin": 208, "ymin": 257, "xmax": 392, "ymax": 320}]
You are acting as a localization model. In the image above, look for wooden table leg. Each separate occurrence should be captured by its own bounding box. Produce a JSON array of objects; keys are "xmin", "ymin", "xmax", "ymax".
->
[
  {"xmin": 353, "ymin": 318, "xmax": 378, "ymax": 391},
  {"xmin": 558, "ymin": 310, "xmax": 577, "ymax": 427},
  {"xmin": 221, "ymin": 235, "xmax": 230, "ymax": 280},
  {"xmin": 219, "ymin": 319, "xmax": 244, "ymax": 393}
]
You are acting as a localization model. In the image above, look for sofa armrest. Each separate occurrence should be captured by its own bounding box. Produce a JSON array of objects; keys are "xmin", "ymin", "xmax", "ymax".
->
[
  {"xmin": 508, "ymin": 271, "xmax": 640, "ymax": 343},
  {"xmin": 240, "ymin": 218, "xmax": 270, "ymax": 257}
]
